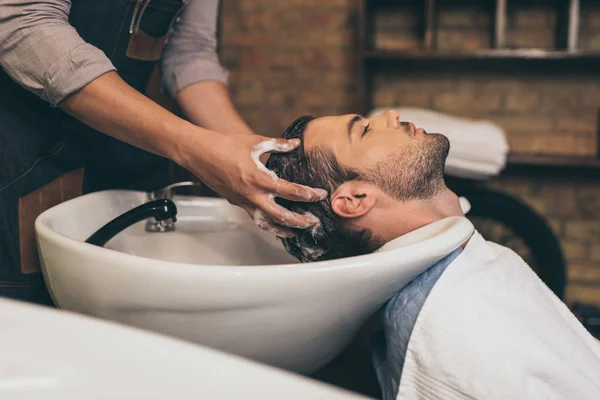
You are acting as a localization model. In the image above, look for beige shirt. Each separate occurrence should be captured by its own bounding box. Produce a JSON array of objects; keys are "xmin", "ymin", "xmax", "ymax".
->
[{"xmin": 0, "ymin": 0, "xmax": 228, "ymax": 106}]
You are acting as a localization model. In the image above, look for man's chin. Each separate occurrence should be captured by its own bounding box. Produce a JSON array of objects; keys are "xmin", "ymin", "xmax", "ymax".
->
[
  {"xmin": 425, "ymin": 131, "xmax": 449, "ymax": 144},
  {"xmin": 427, "ymin": 133, "xmax": 451, "ymax": 160}
]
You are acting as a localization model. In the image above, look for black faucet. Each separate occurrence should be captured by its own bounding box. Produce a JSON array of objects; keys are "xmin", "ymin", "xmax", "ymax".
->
[{"xmin": 85, "ymin": 199, "xmax": 177, "ymax": 247}]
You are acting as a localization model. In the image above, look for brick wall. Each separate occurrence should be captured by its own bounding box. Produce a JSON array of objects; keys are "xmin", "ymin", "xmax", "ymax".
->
[
  {"xmin": 219, "ymin": 0, "xmax": 600, "ymax": 305},
  {"xmin": 220, "ymin": 0, "xmax": 357, "ymax": 137}
]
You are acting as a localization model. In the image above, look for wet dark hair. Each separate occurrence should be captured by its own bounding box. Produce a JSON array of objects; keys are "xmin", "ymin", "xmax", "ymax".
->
[{"xmin": 265, "ymin": 116, "xmax": 383, "ymax": 263}]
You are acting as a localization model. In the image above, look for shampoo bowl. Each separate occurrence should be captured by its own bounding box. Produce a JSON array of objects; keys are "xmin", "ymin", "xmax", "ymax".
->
[{"xmin": 35, "ymin": 190, "xmax": 474, "ymax": 375}]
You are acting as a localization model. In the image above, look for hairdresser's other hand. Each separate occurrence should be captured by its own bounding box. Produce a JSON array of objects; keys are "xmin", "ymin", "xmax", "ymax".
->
[{"xmin": 177, "ymin": 131, "xmax": 327, "ymax": 237}]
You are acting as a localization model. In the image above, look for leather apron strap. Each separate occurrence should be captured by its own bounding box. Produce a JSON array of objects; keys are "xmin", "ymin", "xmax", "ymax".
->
[{"xmin": 18, "ymin": 169, "xmax": 84, "ymax": 274}]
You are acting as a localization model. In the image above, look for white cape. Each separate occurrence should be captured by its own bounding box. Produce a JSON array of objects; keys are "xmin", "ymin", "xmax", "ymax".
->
[{"xmin": 398, "ymin": 231, "xmax": 600, "ymax": 399}]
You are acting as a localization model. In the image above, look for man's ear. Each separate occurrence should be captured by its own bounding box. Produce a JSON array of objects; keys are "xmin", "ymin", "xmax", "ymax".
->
[{"xmin": 331, "ymin": 181, "xmax": 377, "ymax": 219}]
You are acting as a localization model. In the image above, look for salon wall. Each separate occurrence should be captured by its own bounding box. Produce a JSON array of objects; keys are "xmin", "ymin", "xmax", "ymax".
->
[
  {"xmin": 219, "ymin": 0, "xmax": 357, "ymax": 135},
  {"xmin": 219, "ymin": 0, "xmax": 600, "ymax": 306}
]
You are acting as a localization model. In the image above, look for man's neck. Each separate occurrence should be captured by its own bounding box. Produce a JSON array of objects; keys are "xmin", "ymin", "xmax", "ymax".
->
[{"xmin": 365, "ymin": 188, "xmax": 465, "ymax": 244}]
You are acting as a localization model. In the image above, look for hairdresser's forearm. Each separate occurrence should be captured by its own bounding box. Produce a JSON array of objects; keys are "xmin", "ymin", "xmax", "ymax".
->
[
  {"xmin": 176, "ymin": 80, "xmax": 254, "ymax": 135},
  {"xmin": 59, "ymin": 71, "xmax": 214, "ymax": 164}
]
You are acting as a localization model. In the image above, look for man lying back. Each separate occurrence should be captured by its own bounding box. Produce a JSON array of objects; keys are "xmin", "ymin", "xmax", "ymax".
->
[{"xmin": 266, "ymin": 110, "xmax": 600, "ymax": 399}]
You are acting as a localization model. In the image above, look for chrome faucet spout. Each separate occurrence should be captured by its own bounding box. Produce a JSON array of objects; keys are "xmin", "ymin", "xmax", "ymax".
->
[
  {"xmin": 147, "ymin": 181, "xmax": 203, "ymax": 201},
  {"xmin": 145, "ymin": 181, "xmax": 202, "ymax": 232}
]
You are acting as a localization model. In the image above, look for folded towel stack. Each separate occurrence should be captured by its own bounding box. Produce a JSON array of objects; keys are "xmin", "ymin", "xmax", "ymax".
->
[{"xmin": 368, "ymin": 107, "xmax": 510, "ymax": 180}]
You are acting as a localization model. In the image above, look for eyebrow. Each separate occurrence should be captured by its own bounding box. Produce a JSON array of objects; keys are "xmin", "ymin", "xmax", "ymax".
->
[{"xmin": 347, "ymin": 115, "xmax": 361, "ymax": 140}]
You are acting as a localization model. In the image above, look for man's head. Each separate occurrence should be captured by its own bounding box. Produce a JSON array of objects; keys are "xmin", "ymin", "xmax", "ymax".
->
[{"xmin": 266, "ymin": 109, "xmax": 451, "ymax": 262}]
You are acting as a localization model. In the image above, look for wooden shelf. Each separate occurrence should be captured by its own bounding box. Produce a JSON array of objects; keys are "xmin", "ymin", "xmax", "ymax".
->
[{"xmin": 364, "ymin": 49, "xmax": 600, "ymax": 62}]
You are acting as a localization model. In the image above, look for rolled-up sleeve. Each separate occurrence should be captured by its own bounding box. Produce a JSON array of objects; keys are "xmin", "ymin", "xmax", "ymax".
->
[
  {"xmin": 160, "ymin": 0, "xmax": 229, "ymax": 98},
  {"xmin": 0, "ymin": 0, "xmax": 115, "ymax": 106}
]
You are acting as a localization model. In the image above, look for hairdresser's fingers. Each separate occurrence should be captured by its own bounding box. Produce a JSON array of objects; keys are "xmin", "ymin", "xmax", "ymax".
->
[
  {"xmin": 252, "ymin": 209, "xmax": 296, "ymax": 238},
  {"xmin": 270, "ymin": 178, "xmax": 329, "ymax": 203},
  {"xmin": 268, "ymin": 138, "xmax": 301, "ymax": 154},
  {"xmin": 255, "ymin": 196, "xmax": 320, "ymax": 229},
  {"xmin": 251, "ymin": 158, "xmax": 328, "ymax": 202}
]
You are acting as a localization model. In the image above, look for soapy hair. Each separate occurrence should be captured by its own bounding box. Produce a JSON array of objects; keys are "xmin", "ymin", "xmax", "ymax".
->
[{"xmin": 266, "ymin": 116, "xmax": 382, "ymax": 262}]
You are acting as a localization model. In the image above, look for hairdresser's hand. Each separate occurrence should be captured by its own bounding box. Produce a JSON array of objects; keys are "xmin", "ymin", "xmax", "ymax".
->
[{"xmin": 178, "ymin": 131, "xmax": 327, "ymax": 237}]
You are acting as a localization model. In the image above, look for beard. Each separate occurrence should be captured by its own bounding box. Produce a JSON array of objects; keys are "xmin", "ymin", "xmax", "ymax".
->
[{"xmin": 362, "ymin": 133, "xmax": 450, "ymax": 202}]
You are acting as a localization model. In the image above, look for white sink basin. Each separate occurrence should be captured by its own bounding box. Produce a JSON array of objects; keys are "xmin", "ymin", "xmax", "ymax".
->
[
  {"xmin": 104, "ymin": 198, "xmax": 296, "ymax": 266},
  {"xmin": 35, "ymin": 190, "xmax": 474, "ymax": 375},
  {"xmin": 0, "ymin": 298, "xmax": 368, "ymax": 400}
]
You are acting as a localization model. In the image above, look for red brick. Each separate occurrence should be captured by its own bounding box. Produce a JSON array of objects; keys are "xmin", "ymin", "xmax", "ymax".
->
[
  {"xmin": 382, "ymin": 76, "xmax": 456, "ymax": 92},
  {"xmin": 305, "ymin": 11, "xmax": 349, "ymax": 30},
  {"xmin": 375, "ymin": 9, "xmax": 418, "ymax": 30},
  {"xmin": 241, "ymin": 12, "xmax": 271, "ymax": 30},
  {"xmin": 278, "ymin": 0, "xmax": 353, "ymax": 7},
  {"xmin": 237, "ymin": 1, "xmax": 266, "ymax": 13},
  {"xmin": 569, "ymin": 263, "xmax": 600, "ymax": 282},
  {"xmin": 436, "ymin": 30, "xmax": 491, "ymax": 51},
  {"xmin": 373, "ymin": 89, "xmax": 396, "ymax": 107},
  {"xmin": 591, "ymin": 245, "xmax": 600, "ymax": 262},
  {"xmin": 581, "ymin": 33, "xmax": 600, "ymax": 51},
  {"xmin": 512, "ymin": 8, "xmax": 556, "ymax": 28},
  {"xmin": 269, "ymin": 51, "xmax": 300, "ymax": 69},
  {"xmin": 238, "ymin": 51, "xmax": 267, "ymax": 68},
  {"xmin": 298, "ymin": 90, "xmax": 348, "ymax": 108},
  {"xmin": 554, "ymin": 115, "xmax": 598, "ymax": 134},
  {"xmin": 490, "ymin": 116, "xmax": 554, "ymax": 133},
  {"xmin": 534, "ymin": 181, "xmax": 577, "ymax": 198},
  {"xmin": 299, "ymin": 49, "xmax": 352, "ymax": 69},
  {"xmin": 549, "ymin": 196, "xmax": 581, "ymax": 219},
  {"xmin": 566, "ymin": 221, "xmax": 600, "ymax": 241},
  {"xmin": 538, "ymin": 94, "xmax": 581, "ymax": 113},
  {"xmin": 219, "ymin": 49, "xmax": 239, "ymax": 68},
  {"xmin": 373, "ymin": 89, "xmax": 430, "ymax": 109},
  {"xmin": 505, "ymin": 92, "xmax": 539, "ymax": 111},
  {"xmin": 279, "ymin": 70, "xmax": 354, "ymax": 91},
  {"xmin": 438, "ymin": 9, "xmax": 475, "ymax": 28},
  {"xmin": 585, "ymin": 10, "xmax": 600, "ymax": 28},
  {"xmin": 223, "ymin": 32, "xmax": 278, "ymax": 47},
  {"xmin": 563, "ymin": 241, "xmax": 588, "ymax": 261},
  {"xmin": 397, "ymin": 91, "xmax": 431, "ymax": 108},
  {"xmin": 375, "ymin": 34, "xmax": 421, "ymax": 50},
  {"xmin": 577, "ymin": 184, "xmax": 600, "ymax": 219},
  {"xmin": 266, "ymin": 90, "xmax": 296, "ymax": 107},
  {"xmin": 487, "ymin": 178, "xmax": 534, "ymax": 197},
  {"xmin": 580, "ymin": 92, "xmax": 600, "ymax": 109},
  {"xmin": 310, "ymin": 29, "xmax": 353, "ymax": 47},
  {"xmin": 505, "ymin": 29, "xmax": 555, "ymax": 49},
  {"xmin": 233, "ymin": 85, "xmax": 264, "ymax": 106},
  {"xmin": 506, "ymin": 136, "xmax": 596, "ymax": 156},
  {"xmin": 320, "ymin": 71, "xmax": 354, "ymax": 89},
  {"xmin": 473, "ymin": 11, "xmax": 492, "ymax": 28},
  {"xmin": 565, "ymin": 284, "xmax": 600, "ymax": 306},
  {"xmin": 531, "ymin": 183, "xmax": 581, "ymax": 218},
  {"xmin": 433, "ymin": 92, "xmax": 501, "ymax": 112}
]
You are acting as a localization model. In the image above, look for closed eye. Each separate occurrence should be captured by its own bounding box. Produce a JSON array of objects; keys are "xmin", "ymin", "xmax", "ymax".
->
[{"xmin": 361, "ymin": 124, "xmax": 370, "ymax": 137}]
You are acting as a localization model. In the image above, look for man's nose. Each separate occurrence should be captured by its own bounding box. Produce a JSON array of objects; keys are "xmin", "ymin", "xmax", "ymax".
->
[{"xmin": 384, "ymin": 109, "xmax": 400, "ymax": 129}]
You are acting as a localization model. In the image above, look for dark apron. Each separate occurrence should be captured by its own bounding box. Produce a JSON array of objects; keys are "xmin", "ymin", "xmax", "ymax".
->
[{"xmin": 0, "ymin": 0, "xmax": 184, "ymax": 305}]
